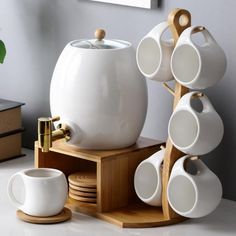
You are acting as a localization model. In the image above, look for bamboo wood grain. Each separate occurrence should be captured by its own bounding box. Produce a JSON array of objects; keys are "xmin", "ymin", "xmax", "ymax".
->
[
  {"xmin": 69, "ymin": 188, "xmax": 97, "ymax": 197},
  {"xmin": 66, "ymin": 199, "xmax": 186, "ymax": 228},
  {"xmin": 35, "ymin": 125, "xmax": 190, "ymax": 227},
  {"xmin": 69, "ymin": 192, "xmax": 97, "ymax": 203},
  {"xmin": 168, "ymin": 8, "xmax": 191, "ymax": 45},
  {"xmin": 96, "ymin": 141, "xmax": 161, "ymax": 212},
  {"xmin": 35, "ymin": 137, "xmax": 163, "ymax": 214},
  {"xmin": 69, "ymin": 183, "xmax": 97, "ymax": 193},
  {"xmin": 35, "ymin": 136, "xmax": 160, "ymax": 162},
  {"xmin": 97, "ymin": 203, "xmax": 187, "ymax": 228},
  {"xmin": 68, "ymin": 171, "xmax": 97, "ymax": 188},
  {"xmin": 36, "ymin": 137, "xmax": 178, "ymax": 227},
  {"xmin": 17, "ymin": 207, "xmax": 72, "ymax": 224},
  {"xmin": 162, "ymin": 8, "xmax": 191, "ymax": 220}
]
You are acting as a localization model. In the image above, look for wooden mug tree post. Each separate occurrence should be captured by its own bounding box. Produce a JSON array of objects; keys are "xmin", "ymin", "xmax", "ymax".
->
[
  {"xmin": 162, "ymin": 8, "xmax": 190, "ymax": 220},
  {"xmin": 162, "ymin": 8, "xmax": 205, "ymax": 221}
]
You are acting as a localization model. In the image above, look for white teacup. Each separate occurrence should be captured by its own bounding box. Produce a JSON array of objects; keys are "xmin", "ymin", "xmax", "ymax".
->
[
  {"xmin": 167, "ymin": 155, "xmax": 222, "ymax": 218},
  {"xmin": 134, "ymin": 149, "xmax": 165, "ymax": 206},
  {"xmin": 136, "ymin": 21, "xmax": 174, "ymax": 82},
  {"xmin": 171, "ymin": 26, "xmax": 227, "ymax": 89},
  {"xmin": 8, "ymin": 168, "xmax": 68, "ymax": 217},
  {"xmin": 168, "ymin": 91, "xmax": 224, "ymax": 155}
]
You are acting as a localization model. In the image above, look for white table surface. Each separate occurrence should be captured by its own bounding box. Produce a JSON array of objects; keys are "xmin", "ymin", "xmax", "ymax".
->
[{"xmin": 0, "ymin": 149, "xmax": 236, "ymax": 236}]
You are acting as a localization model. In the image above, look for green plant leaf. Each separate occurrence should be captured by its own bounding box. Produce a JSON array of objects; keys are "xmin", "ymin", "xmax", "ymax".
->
[{"xmin": 0, "ymin": 40, "xmax": 6, "ymax": 64}]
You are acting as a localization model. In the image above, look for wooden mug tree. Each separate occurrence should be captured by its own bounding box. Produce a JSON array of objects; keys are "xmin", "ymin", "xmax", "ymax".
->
[
  {"xmin": 161, "ymin": 8, "xmax": 191, "ymax": 221},
  {"xmin": 161, "ymin": 8, "xmax": 204, "ymax": 221}
]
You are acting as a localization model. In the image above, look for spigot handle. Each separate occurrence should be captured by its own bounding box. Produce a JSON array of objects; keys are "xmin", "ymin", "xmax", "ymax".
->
[
  {"xmin": 51, "ymin": 116, "xmax": 60, "ymax": 122},
  {"xmin": 38, "ymin": 116, "xmax": 60, "ymax": 134}
]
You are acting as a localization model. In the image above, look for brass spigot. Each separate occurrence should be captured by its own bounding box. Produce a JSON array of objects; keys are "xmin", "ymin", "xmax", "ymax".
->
[{"xmin": 38, "ymin": 116, "xmax": 71, "ymax": 152}]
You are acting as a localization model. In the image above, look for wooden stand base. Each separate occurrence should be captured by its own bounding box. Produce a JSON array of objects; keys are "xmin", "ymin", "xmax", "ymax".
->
[
  {"xmin": 35, "ymin": 137, "xmax": 187, "ymax": 228},
  {"xmin": 66, "ymin": 198, "xmax": 186, "ymax": 228}
]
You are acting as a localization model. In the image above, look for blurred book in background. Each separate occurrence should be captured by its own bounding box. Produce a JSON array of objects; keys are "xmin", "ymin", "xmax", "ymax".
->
[{"xmin": 0, "ymin": 99, "xmax": 25, "ymax": 162}]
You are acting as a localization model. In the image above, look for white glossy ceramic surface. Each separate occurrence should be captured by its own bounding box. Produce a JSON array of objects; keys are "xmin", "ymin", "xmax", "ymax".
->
[
  {"xmin": 167, "ymin": 155, "xmax": 222, "ymax": 218},
  {"xmin": 50, "ymin": 38, "xmax": 147, "ymax": 150},
  {"xmin": 171, "ymin": 26, "xmax": 227, "ymax": 89},
  {"xmin": 136, "ymin": 21, "xmax": 174, "ymax": 82},
  {"xmin": 8, "ymin": 168, "xmax": 68, "ymax": 217},
  {"xmin": 134, "ymin": 149, "xmax": 165, "ymax": 206},
  {"xmin": 168, "ymin": 91, "xmax": 224, "ymax": 155}
]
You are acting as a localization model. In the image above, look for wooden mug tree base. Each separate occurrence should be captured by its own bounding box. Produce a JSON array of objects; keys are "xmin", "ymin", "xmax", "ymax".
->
[{"xmin": 35, "ymin": 8, "xmax": 194, "ymax": 228}]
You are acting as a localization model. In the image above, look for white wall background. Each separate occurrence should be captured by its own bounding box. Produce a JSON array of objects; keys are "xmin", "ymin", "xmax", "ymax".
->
[{"xmin": 0, "ymin": 0, "xmax": 235, "ymax": 200}]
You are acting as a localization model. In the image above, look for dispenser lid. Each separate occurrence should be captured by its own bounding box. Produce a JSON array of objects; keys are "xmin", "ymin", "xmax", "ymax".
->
[{"xmin": 70, "ymin": 29, "xmax": 130, "ymax": 50}]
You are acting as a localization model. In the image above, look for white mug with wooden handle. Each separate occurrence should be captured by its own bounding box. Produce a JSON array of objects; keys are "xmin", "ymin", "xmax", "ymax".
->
[
  {"xmin": 168, "ymin": 91, "xmax": 224, "ymax": 155},
  {"xmin": 167, "ymin": 155, "xmax": 222, "ymax": 218},
  {"xmin": 134, "ymin": 149, "xmax": 165, "ymax": 206},
  {"xmin": 171, "ymin": 26, "xmax": 227, "ymax": 89},
  {"xmin": 136, "ymin": 21, "xmax": 174, "ymax": 82}
]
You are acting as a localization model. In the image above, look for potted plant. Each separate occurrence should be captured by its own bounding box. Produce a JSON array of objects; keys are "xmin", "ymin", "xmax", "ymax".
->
[{"xmin": 0, "ymin": 40, "xmax": 6, "ymax": 63}]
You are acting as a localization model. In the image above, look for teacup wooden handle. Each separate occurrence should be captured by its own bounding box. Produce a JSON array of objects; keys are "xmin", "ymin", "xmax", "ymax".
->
[
  {"xmin": 191, "ymin": 92, "xmax": 204, "ymax": 99},
  {"xmin": 192, "ymin": 26, "xmax": 205, "ymax": 34}
]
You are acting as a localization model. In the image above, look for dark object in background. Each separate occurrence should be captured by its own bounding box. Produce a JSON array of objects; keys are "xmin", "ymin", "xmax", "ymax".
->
[{"xmin": 0, "ymin": 99, "xmax": 25, "ymax": 161}]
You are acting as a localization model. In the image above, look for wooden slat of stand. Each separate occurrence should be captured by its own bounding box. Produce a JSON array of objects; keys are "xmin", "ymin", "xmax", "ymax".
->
[
  {"xmin": 36, "ymin": 136, "xmax": 160, "ymax": 162},
  {"xmin": 66, "ymin": 198, "xmax": 186, "ymax": 228},
  {"xmin": 162, "ymin": 9, "xmax": 190, "ymax": 220},
  {"xmin": 96, "ymin": 203, "xmax": 186, "ymax": 228}
]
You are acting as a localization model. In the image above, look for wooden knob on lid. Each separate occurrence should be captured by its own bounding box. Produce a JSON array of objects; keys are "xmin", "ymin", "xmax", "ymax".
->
[{"xmin": 95, "ymin": 29, "xmax": 106, "ymax": 41}]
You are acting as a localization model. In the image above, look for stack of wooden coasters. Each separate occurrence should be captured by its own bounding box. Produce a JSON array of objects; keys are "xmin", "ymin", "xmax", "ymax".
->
[{"xmin": 68, "ymin": 171, "xmax": 97, "ymax": 204}]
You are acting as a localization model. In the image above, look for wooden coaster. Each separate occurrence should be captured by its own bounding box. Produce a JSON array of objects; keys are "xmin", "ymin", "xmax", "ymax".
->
[
  {"xmin": 69, "ymin": 188, "xmax": 97, "ymax": 198},
  {"xmin": 69, "ymin": 183, "xmax": 97, "ymax": 193},
  {"xmin": 68, "ymin": 171, "xmax": 97, "ymax": 188},
  {"xmin": 16, "ymin": 207, "xmax": 72, "ymax": 224},
  {"xmin": 69, "ymin": 192, "xmax": 97, "ymax": 203}
]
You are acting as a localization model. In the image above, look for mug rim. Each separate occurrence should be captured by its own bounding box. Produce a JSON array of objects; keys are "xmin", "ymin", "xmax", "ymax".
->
[
  {"xmin": 136, "ymin": 36, "xmax": 163, "ymax": 78},
  {"xmin": 134, "ymin": 160, "xmax": 162, "ymax": 203},
  {"xmin": 167, "ymin": 173, "xmax": 198, "ymax": 215},
  {"xmin": 168, "ymin": 108, "xmax": 200, "ymax": 151},
  {"xmin": 23, "ymin": 168, "xmax": 63, "ymax": 179},
  {"xmin": 171, "ymin": 43, "xmax": 202, "ymax": 86},
  {"xmin": 134, "ymin": 149, "xmax": 165, "ymax": 204}
]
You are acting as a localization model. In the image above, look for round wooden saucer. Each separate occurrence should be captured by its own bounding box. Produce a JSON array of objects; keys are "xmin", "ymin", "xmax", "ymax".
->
[
  {"xmin": 69, "ymin": 192, "xmax": 97, "ymax": 203},
  {"xmin": 69, "ymin": 188, "xmax": 97, "ymax": 198},
  {"xmin": 68, "ymin": 172, "xmax": 96, "ymax": 188},
  {"xmin": 16, "ymin": 207, "xmax": 72, "ymax": 224},
  {"xmin": 69, "ymin": 183, "xmax": 97, "ymax": 193}
]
